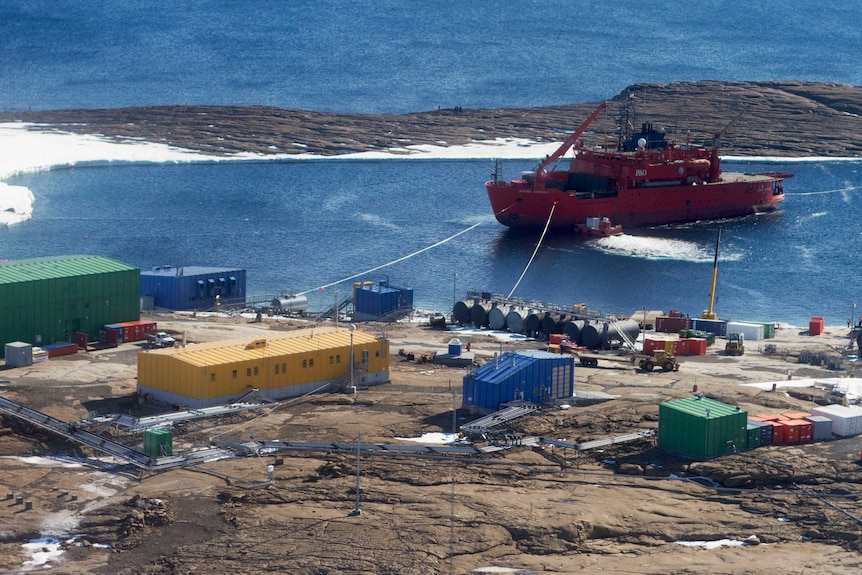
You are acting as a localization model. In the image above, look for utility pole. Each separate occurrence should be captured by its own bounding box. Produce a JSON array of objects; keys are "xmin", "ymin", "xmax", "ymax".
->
[{"xmin": 349, "ymin": 433, "xmax": 362, "ymax": 517}]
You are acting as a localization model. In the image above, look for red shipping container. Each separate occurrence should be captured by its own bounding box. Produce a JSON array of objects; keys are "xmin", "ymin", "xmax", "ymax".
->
[
  {"xmin": 770, "ymin": 421, "xmax": 788, "ymax": 444},
  {"xmin": 116, "ymin": 320, "xmax": 157, "ymax": 342},
  {"xmin": 783, "ymin": 422, "xmax": 799, "ymax": 443},
  {"xmin": 781, "ymin": 411, "xmax": 811, "ymax": 420},
  {"xmin": 42, "ymin": 342, "xmax": 79, "ymax": 358},
  {"xmin": 809, "ymin": 316, "xmax": 824, "ymax": 336},
  {"xmin": 784, "ymin": 419, "xmax": 812, "ymax": 443},
  {"xmin": 684, "ymin": 338, "xmax": 707, "ymax": 356},
  {"xmin": 644, "ymin": 338, "xmax": 675, "ymax": 353},
  {"xmin": 655, "ymin": 316, "xmax": 691, "ymax": 333}
]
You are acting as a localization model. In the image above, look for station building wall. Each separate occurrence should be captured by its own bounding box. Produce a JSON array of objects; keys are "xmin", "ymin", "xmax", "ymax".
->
[
  {"xmin": 137, "ymin": 328, "xmax": 389, "ymax": 408},
  {"xmin": 0, "ymin": 255, "xmax": 139, "ymax": 356}
]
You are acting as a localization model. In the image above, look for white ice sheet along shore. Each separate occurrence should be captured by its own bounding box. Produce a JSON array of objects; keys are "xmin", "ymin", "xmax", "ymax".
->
[{"xmin": 3, "ymin": 121, "xmax": 860, "ymax": 227}]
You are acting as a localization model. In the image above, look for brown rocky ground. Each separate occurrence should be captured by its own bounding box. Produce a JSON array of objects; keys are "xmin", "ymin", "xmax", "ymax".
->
[
  {"xmin": 2, "ymin": 314, "xmax": 862, "ymax": 574},
  {"xmin": 1, "ymin": 80, "xmax": 861, "ymax": 158}
]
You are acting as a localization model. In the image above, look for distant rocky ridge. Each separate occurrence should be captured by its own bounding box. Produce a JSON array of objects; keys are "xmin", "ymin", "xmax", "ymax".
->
[{"xmin": 2, "ymin": 80, "xmax": 861, "ymax": 158}]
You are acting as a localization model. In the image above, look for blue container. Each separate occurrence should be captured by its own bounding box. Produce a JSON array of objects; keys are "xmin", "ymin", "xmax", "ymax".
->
[
  {"xmin": 140, "ymin": 266, "xmax": 246, "ymax": 311},
  {"xmin": 690, "ymin": 318, "xmax": 727, "ymax": 337},
  {"xmin": 462, "ymin": 351, "xmax": 574, "ymax": 411},
  {"xmin": 354, "ymin": 282, "xmax": 414, "ymax": 318}
]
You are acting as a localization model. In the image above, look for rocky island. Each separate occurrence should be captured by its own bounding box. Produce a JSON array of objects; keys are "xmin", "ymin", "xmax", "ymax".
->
[{"xmin": 2, "ymin": 80, "xmax": 862, "ymax": 158}]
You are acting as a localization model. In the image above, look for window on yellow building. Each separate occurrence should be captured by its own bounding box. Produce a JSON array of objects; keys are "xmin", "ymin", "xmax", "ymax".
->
[
  {"xmin": 309, "ymin": 358, "xmax": 314, "ymax": 367},
  {"xmin": 254, "ymin": 367, "xmax": 259, "ymax": 376},
  {"xmin": 302, "ymin": 359, "xmax": 307, "ymax": 368},
  {"xmin": 211, "ymin": 373, "xmax": 216, "ymax": 382},
  {"xmin": 275, "ymin": 364, "xmax": 279, "ymax": 374},
  {"xmin": 336, "ymin": 355, "xmax": 341, "ymax": 363},
  {"xmin": 329, "ymin": 356, "xmax": 334, "ymax": 364},
  {"xmin": 282, "ymin": 362, "xmax": 286, "ymax": 372},
  {"xmin": 232, "ymin": 370, "xmax": 237, "ymax": 378},
  {"xmin": 247, "ymin": 368, "xmax": 251, "ymax": 377}
]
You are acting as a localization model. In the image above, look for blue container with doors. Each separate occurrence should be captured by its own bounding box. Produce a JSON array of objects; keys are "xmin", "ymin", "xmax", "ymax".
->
[{"xmin": 463, "ymin": 351, "xmax": 574, "ymax": 412}]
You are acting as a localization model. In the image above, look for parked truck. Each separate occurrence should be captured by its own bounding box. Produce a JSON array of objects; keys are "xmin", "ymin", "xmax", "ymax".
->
[
  {"xmin": 570, "ymin": 349, "xmax": 679, "ymax": 372},
  {"xmin": 146, "ymin": 331, "xmax": 176, "ymax": 348}
]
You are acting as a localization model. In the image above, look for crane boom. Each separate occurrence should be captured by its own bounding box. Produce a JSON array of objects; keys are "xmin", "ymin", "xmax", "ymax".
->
[
  {"xmin": 535, "ymin": 101, "xmax": 608, "ymax": 176},
  {"xmin": 702, "ymin": 228, "xmax": 722, "ymax": 320}
]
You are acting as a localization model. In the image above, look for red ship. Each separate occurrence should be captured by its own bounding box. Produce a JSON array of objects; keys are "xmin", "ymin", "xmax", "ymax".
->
[{"xmin": 486, "ymin": 100, "xmax": 792, "ymax": 230}]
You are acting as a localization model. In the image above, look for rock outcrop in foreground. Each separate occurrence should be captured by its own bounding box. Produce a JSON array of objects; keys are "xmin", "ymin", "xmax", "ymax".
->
[{"xmin": 2, "ymin": 80, "xmax": 861, "ymax": 157}]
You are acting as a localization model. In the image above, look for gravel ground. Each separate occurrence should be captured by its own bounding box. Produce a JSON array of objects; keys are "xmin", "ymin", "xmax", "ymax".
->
[{"xmin": 2, "ymin": 314, "xmax": 862, "ymax": 574}]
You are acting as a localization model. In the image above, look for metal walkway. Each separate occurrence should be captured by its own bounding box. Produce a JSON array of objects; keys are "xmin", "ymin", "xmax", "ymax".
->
[
  {"xmin": 540, "ymin": 429, "xmax": 655, "ymax": 451},
  {"xmin": 90, "ymin": 393, "xmax": 274, "ymax": 432},
  {"xmin": 0, "ymin": 395, "xmax": 495, "ymax": 472},
  {"xmin": 2, "ymin": 394, "xmax": 652, "ymax": 473},
  {"xmin": 460, "ymin": 404, "xmax": 540, "ymax": 434},
  {"xmin": 0, "ymin": 394, "xmax": 190, "ymax": 470}
]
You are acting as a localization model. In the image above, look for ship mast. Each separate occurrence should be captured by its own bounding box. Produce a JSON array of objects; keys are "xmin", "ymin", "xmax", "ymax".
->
[{"xmin": 617, "ymin": 93, "xmax": 636, "ymax": 151}]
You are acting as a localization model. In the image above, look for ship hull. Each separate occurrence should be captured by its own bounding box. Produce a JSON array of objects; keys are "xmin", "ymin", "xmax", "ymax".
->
[{"xmin": 487, "ymin": 171, "xmax": 785, "ymax": 230}]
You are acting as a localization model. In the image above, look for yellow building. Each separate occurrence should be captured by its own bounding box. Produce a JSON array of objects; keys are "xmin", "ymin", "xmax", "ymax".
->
[{"xmin": 137, "ymin": 327, "xmax": 389, "ymax": 408}]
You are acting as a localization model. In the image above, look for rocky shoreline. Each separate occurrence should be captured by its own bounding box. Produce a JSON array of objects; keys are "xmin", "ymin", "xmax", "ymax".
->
[{"xmin": 2, "ymin": 80, "xmax": 861, "ymax": 158}]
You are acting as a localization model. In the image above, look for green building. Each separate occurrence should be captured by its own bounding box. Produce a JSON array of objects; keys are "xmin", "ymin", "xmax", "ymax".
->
[
  {"xmin": 0, "ymin": 255, "xmax": 140, "ymax": 356},
  {"xmin": 658, "ymin": 396, "xmax": 748, "ymax": 459}
]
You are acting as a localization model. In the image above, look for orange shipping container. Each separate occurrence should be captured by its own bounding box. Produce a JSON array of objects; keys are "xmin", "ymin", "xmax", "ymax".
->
[
  {"xmin": 771, "ymin": 421, "xmax": 788, "ymax": 444},
  {"xmin": 753, "ymin": 413, "xmax": 781, "ymax": 422},
  {"xmin": 809, "ymin": 316, "xmax": 825, "ymax": 336},
  {"xmin": 783, "ymin": 419, "xmax": 813, "ymax": 443}
]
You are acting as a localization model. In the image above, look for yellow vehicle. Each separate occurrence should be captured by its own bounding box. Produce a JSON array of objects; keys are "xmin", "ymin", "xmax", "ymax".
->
[
  {"xmin": 632, "ymin": 350, "xmax": 680, "ymax": 372},
  {"xmin": 726, "ymin": 333, "xmax": 745, "ymax": 356}
]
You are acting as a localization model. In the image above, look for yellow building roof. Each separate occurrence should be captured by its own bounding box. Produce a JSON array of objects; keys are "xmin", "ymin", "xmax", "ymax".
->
[{"xmin": 141, "ymin": 327, "xmax": 382, "ymax": 367}]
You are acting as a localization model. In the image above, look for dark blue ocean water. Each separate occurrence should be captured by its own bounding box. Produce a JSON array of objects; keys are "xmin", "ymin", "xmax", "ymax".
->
[
  {"xmin": 1, "ymin": 1, "xmax": 861, "ymax": 326},
  {"xmin": 4, "ymin": 159, "xmax": 861, "ymax": 326},
  {"xmin": 2, "ymin": 1, "xmax": 861, "ymax": 113}
]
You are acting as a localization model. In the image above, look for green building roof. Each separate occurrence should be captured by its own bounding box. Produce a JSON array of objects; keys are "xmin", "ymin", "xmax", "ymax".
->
[
  {"xmin": 660, "ymin": 396, "xmax": 744, "ymax": 419},
  {"xmin": 0, "ymin": 255, "xmax": 138, "ymax": 285}
]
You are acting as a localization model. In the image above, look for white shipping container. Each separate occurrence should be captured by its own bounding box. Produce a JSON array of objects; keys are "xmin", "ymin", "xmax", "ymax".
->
[
  {"xmin": 726, "ymin": 321, "xmax": 765, "ymax": 342},
  {"xmin": 810, "ymin": 404, "xmax": 862, "ymax": 437}
]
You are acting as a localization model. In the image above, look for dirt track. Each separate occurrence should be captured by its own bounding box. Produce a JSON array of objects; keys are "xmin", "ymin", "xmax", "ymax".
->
[{"xmin": 2, "ymin": 314, "xmax": 862, "ymax": 574}]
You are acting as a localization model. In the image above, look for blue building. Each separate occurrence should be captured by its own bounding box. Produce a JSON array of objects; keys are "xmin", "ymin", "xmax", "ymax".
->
[
  {"xmin": 462, "ymin": 351, "xmax": 574, "ymax": 413},
  {"xmin": 140, "ymin": 266, "xmax": 247, "ymax": 311},
  {"xmin": 353, "ymin": 279, "xmax": 414, "ymax": 321}
]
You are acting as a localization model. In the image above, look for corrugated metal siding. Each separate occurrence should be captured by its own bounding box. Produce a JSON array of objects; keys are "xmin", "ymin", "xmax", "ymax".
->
[
  {"xmin": 137, "ymin": 329, "xmax": 389, "ymax": 404},
  {"xmin": 140, "ymin": 267, "xmax": 246, "ymax": 310},
  {"xmin": 354, "ymin": 284, "xmax": 414, "ymax": 317},
  {"xmin": 462, "ymin": 351, "xmax": 573, "ymax": 411},
  {"xmin": 658, "ymin": 397, "xmax": 748, "ymax": 458},
  {"xmin": 0, "ymin": 255, "xmax": 140, "ymax": 355}
]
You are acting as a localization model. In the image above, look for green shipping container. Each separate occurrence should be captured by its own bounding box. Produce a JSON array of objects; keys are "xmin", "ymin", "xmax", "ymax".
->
[
  {"xmin": 745, "ymin": 423, "xmax": 762, "ymax": 450},
  {"xmin": 658, "ymin": 397, "xmax": 748, "ymax": 459},
  {"xmin": 143, "ymin": 428, "xmax": 173, "ymax": 457}
]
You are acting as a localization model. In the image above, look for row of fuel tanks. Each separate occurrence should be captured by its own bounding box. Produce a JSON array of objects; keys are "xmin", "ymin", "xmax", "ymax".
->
[{"xmin": 452, "ymin": 298, "xmax": 640, "ymax": 350}]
